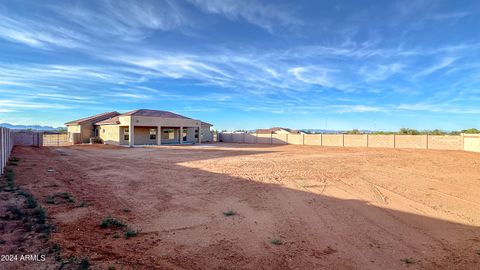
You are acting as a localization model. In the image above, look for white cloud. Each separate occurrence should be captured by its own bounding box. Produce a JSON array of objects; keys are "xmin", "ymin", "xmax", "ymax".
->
[
  {"xmin": 413, "ymin": 57, "xmax": 457, "ymax": 78},
  {"xmin": 188, "ymin": 0, "xmax": 301, "ymax": 32}
]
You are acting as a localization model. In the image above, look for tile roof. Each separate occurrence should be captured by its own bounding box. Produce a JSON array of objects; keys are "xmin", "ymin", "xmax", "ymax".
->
[
  {"xmin": 120, "ymin": 109, "xmax": 192, "ymax": 119},
  {"xmin": 65, "ymin": 111, "xmax": 119, "ymax": 126},
  {"xmin": 95, "ymin": 116, "xmax": 120, "ymax": 125}
]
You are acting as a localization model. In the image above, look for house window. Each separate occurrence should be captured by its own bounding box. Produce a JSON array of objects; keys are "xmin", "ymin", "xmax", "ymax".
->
[
  {"xmin": 163, "ymin": 128, "xmax": 174, "ymax": 140},
  {"xmin": 195, "ymin": 129, "xmax": 199, "ymax": 139},
  {"xmin": 124, "ymin": 128, "xmax": 129, "ymax": 141},
  {"xmin": 149, "ymin": 128, "xmax": 156, "ymax": 140}
]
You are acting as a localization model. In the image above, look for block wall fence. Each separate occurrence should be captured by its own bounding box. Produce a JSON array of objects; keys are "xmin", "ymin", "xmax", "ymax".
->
[
  {"xmin": 219, "ymin": 133, "xmax": 480, "ymax": 153},
  {"xmin": 0, "ymin": 127, "xmax": 14, "ymax": 175}
]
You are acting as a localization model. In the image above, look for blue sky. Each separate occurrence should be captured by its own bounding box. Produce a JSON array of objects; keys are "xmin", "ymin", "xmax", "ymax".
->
[{"xmin": 0, "ymin": 0, "xmax": 479, "ymax": 131}]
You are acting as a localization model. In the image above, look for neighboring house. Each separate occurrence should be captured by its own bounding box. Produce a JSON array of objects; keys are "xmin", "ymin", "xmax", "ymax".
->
[
  {"xmin": 255, "ymin": 127, "xmax": 304, "ymax": 135},
  {"xmin": 66, "ymin": 109, "xmax": 213, "ymax": 146}
]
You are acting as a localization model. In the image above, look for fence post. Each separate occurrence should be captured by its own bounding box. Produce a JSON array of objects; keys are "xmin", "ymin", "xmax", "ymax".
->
[
  {"xmin": 302, "ymin": 133, "xmax": 305, "ymax": 145},
  {"xmin": 366, "ymin": 134, "xmax": 369, "ymax": 148},
  {"xmin": 426, "ymin": 134, "xmax": 429, "ymax": 149},
  {"xmin": 286, "ymin": 134, "xmax": 289, "ymax": 144},
  {"xmin": 393, "ymin": 134, "xmax": 396, "ymax": 148},
  {"xmin": 342, "ymin": 134, "xmax": 345, "ymax": 147},
  {"xmin": 320, "ymin": 134, "xmax": 323, "ymax": 146},
  {"xmin": 270, "ymin": 133, "xmax": 273, "ymax": 144},
  {"xmin": 243, "ymin": 133, "xmax": 246, "ymax": 143},
  {"xmin": 57, "ymin": 133, "xmax": 60, "ymax": 146},
  {"xmin": 0, "ymin": 128, "xmax": 3, "ymax": 174}
]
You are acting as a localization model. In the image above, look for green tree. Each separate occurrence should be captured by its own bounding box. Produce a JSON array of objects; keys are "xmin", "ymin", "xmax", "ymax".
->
[
  {"xmin": 461, "ymin": 128, "xmax": 480, "ymax": 134},
  {"xmin": 346, "ymin": 129, "xmax": 361, "ymax": 134},
  {"xmin": 398, "ymin": 128, "xmax": 420, "ymax": 135}
]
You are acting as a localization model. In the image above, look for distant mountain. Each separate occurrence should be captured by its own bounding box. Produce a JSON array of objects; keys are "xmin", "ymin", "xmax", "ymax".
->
[{"xmin": 0, "ymin": 123, "xmax": 62, "ymax": 131}]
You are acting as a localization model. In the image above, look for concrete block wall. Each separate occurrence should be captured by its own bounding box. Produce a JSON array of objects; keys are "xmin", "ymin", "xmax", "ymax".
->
[
  {"xmin": 272, "ymin": 134, "xmax": 288, "ymax": 144},
  {"xmin": 288, "ymin": 134, "xmax": 304, "ymax": 145},
  {"xmin": 395, "ymin": 135, "xmax": 427, "ymax": 149},
  {"xmin": 303, "ymin": 134, "xmax": 322, "ymax": 145},
  {"xmin": 256, "ymin": 134, "xmax": 271, "ymax": 144},
  {"xmin": 428, "ymin": 135, "xmax": 463, "ymax": 150},
  {"xmin": 0, "ymin": 127, "xmax": 14, "ymax": 175},
  {"xmin": 245, "ymin": 133, "xmax": 256, "ymax": 143},
  {"xmin": 218, "ymin": 132, "xmax": 480, "ymax": 153},
  {"xmin": 344, "ymin": 135, "xmax": 368, "ymax": 147},
  {"xmin": 463, "ymin": 134, "xmax": 480, "ymax": 152},
  {"xmin": 13, "ymin": 131, "xmax": 43, "ymax": 146},
  {"xmin": 322, "ymin": 134, "xmax": 344, "ymax": 146},
  {"xmin": 368, "ymin": 135, "xmax": 395, "ymax": 148}
]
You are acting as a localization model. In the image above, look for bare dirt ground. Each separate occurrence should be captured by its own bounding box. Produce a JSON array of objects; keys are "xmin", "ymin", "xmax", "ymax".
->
[{"xmin": 2, "ymin": 143, "xmax": 480, "ymax": 269}]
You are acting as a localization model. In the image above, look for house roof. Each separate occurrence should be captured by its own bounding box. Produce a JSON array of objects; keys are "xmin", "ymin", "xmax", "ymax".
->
[
  {"xmin": 95, "ymin": 109, "xmax": 205, "ymax": 126},
  {"xmin": 65, "ymin": 111, "xmax": 119, "ymax": 126},
  {"xmin": 201, "ymin": 121, "xmax": 213, "ymax": 126},
  {"xmin": 95, "ymin": 116, "xmax": 120, "ymax": 125},
  {"xmin": 255, "ymin": 127, "xmax": 301, "ymax": 134},
  {"xmin": 120, "ymin": 109, "xmax": 192, "ymax": 119}
]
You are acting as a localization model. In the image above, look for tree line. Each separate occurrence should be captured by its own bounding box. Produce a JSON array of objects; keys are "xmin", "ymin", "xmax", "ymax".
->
[{"xmin": 345, "ymin": 128, "xmax": 480, "ymax": 135}]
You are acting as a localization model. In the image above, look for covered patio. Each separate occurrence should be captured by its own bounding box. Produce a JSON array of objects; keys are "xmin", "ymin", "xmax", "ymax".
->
[{"xmin": 119, "ymin": 126, "xmax": 200, "ymax": 146}]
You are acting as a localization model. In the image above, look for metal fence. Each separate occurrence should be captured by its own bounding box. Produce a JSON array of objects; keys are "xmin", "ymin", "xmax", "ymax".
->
[
  {"xmin": 0, "ymin": 127, "xmax": 14, "ymax": 174},
  {"xmin": 43, "ymin": 133, "xmax": 71, "ymax": 146}
]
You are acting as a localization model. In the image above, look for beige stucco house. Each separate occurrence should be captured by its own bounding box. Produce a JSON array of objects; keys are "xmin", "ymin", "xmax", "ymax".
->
[{"xmin": 66, "ymin": 109, "xmax": 213, "ymax": 146}]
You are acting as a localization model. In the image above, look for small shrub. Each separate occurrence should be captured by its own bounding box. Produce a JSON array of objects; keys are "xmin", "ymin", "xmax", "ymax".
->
[
  {"xmin": 7, "ymin": 205, "xmax": 25, "ymax": 220},
  {"xmin": 122, "ymin": 208, "xmax": 131, "ymax": 213},
  {"xmin": 78, "ymin": 257, "xmax": 90, "ymax": 270},
  {"xmin": 108, "ymin": 266, "xmax": 116, "ymax": 270},
  {"xmin": 401, "ymin": 258, "xmax": 415, "ymax": 264},
  {"xmin": 75, "ymin": 201, "xmax": 87, "ymax": 207},
  {"xmin": 10, "ymin": 157, "xmax": 19, "ymax": 162},
  {"xmin": 18, "ymin": 190, "xmax": 38, "ymax": 209},
  {"xmin": 270, "ymin": 238, "xmax": 283, "ymax": 245},
  {"xmin": 100, "ymin": 216, "xmax": 126, "ymax": 229},
  {"xmin": 223, "ymin": 210, "xmax": 236, "ymax": 216},
  {"xmin": 124, "ymin": 229, "xmax": 139, "ymax": 239},
  {"xmin": 45, "ymin": 196, "xmax": 56, "ymax": 204},
  {"xmin": 33, "ymin": 207, "xmax": 46, "ymax": 223}
]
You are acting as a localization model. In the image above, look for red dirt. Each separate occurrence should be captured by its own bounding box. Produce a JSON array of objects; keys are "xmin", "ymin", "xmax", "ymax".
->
[{"xmin": 4, "ymin": 144, "xmax": 480, "ymax": 269}]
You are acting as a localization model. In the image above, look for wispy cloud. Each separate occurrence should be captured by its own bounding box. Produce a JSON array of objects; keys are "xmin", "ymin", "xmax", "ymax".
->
[
  {"xmin": 413, "ymin": 57, "xmax": 457, "ymax": 78},
  {"xmin": 188, "ymin": 0, "xmax": 301, "ymax": 32}
]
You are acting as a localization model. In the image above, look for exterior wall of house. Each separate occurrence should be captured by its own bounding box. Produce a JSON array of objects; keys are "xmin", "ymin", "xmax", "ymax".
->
[
  {"xmin": 201, "ymin": 126, "xmax": 213, "ymax": 142},
  {"xmin": 98, "ymin": 125, "xmax": 120, "ymax": 145},
  {"xmin": 134, "ymin": 127, "xmax": 157, "ymax": 145},
  {"xmin": 80, "ymin": 124, "xmax": 94, "ymax": 143},
  {"xmin": 120, "ymin": 126, "xmax": 129, "ymax": 145},
  {"xmin": 161, "ymin": 127, "xmax": 179, "ymax": 143},
  {"xmin": 67, "ymin": 124, "xmax": 94, "ymax": 143}
]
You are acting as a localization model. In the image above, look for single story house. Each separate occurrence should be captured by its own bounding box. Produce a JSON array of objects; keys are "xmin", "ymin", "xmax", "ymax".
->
[
  {"xmin": 255, "ymin": 127, "xmax": 304, "ymax": 135},
  {"xmin": 66, "ymin": 109, "xmax": 213, "ymax": 146}
]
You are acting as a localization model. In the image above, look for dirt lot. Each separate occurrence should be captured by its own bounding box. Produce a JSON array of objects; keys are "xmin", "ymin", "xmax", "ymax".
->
[{"xmin": 2, "ymin": 143, "xmax": 480, "ymax": 269}]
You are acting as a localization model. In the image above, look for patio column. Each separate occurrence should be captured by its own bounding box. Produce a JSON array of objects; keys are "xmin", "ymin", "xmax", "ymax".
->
[
  {"xmin": 157, "ymin": 126, "xmax": 162, "ymax": 145},
  {"xmin": 198, "ymin": 124, "xmax": 201, "ymax": 144},
  {"xmin": 129, "ymin": 122, "xmax": 134, "ymax": 147},
  {"xmin": 179, "ymin": 126, "xmax": 183, "ymax": 144}
]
